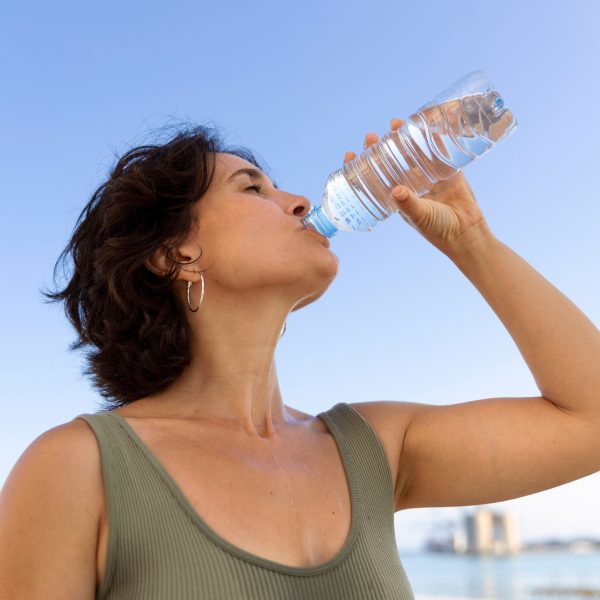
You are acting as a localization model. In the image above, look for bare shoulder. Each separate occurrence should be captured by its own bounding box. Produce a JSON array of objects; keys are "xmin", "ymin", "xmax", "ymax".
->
[
  {"xmin": 7, "ymin": 417, "xmax": 104, "ymax": 489},
  {"xmin": 28, "ymin": 415, "xmax": 101, "ymax": 451},
  {"xmin": 0, "ymin": 417, "xmax": 103, "ymax": 599},
  {"xmin": 1, "ymin": 417, "xmax": 104, "ymax": 504},
  {"xmin": 346, "ymin": 400, "xmax": 414, "ymax": 450},
  {"xmin": 346, "ymin": 401, "xmax": 415, "ymax": 501}
]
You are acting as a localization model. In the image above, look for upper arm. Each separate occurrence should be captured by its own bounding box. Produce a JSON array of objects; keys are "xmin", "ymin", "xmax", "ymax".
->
[
  {"xmin": 0, "ymin": 419, "xmax": 103, "ymax": 599},
  {"xmin": 395, "ymin": 396, "xmax": 600, "ymax": 510}
]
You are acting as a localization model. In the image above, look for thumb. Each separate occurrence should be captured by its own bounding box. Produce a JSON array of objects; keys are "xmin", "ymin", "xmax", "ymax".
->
[{"xmin": 392, "ymin": 185, "xmax": 426, "ymax": 222}]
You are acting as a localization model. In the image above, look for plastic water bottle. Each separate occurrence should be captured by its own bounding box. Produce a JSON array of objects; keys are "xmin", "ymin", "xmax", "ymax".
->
[{"xmin": 301, "ymin": 70, "xmax": 517, "ymax": 238}]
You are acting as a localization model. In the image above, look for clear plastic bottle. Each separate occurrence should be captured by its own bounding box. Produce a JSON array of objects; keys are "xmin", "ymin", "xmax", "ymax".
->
[{"xmin": 302, "ymin": 70, "xmax": 517, "ymax": 238}]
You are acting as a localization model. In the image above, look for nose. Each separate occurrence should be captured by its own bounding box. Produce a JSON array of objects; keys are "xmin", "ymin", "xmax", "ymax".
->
[{"xmin": 288, "ymin": 194, "xmax": 312, "ymax": 218}]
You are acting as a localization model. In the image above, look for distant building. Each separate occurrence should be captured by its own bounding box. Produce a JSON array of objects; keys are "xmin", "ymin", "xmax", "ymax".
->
[
  {"xmin": 424, "ymin": 507, "xmax": 521, "ymax": 555},
  {"xmin": 423, "ymin": 509, "xmax": 600, "ymax": 555},
  {"xmin": 464, "ymin": 507, "xmax": 521, "ymax": 555}
]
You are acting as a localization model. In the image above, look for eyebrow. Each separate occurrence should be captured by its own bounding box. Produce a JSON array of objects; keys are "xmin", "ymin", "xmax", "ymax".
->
[{"xmin": 226, "ymin": 167, "xmax": 279, "ymax": 189}]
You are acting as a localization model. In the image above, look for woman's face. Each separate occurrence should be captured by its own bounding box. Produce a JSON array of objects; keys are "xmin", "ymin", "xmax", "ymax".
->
[{"xmin": 186, "ymin": 152, "xmax": 339, "ymax": 310}]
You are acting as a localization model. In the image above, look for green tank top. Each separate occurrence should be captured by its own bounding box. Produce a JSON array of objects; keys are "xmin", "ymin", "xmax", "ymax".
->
[{"xmin": 75, "ymin": 402, "xmax": 415, "ymax": 599}]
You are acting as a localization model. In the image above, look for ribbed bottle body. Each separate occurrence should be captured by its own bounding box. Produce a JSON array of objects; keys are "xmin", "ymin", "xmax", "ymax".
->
[{"xmin": 302, "ymin": 71, "xmax": 517, "ymax": 237}]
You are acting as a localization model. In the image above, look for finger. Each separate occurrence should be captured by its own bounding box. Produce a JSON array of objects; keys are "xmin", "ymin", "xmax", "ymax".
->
[
  {"xmin": 390, "ymin": 118, "xmax": 404, "ymax": 131},
  {"xmin": 363, "ymin": 132, "xmax": 379, "ymax": 149},
  {"xmin": 344, "ymin": 151, "xmax": 357, "ymax": 164},
  {"xmin": 392, "ymin": 184, "xmax": 427, "ymax": 228}
]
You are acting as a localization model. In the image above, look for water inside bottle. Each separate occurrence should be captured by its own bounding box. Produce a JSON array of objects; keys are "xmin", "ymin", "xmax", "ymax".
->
[{"xmin": 316, "ymin": 90, "xmax": 516, "ymax": 234}]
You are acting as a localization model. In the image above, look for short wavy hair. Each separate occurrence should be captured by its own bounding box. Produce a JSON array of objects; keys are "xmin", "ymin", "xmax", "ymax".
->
[{"xmin": 42, "ymin": 123, "xmax": 273, "ymax": 410}]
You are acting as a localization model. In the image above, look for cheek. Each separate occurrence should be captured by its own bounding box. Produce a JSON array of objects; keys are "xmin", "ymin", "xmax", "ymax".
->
[
  {"xmin": 200, "ymin": 209, "xmax": 320, "ymax": 284},
  {"xmin": 208, "ymin": 233, "xmax": 293, "ymax": 286}
]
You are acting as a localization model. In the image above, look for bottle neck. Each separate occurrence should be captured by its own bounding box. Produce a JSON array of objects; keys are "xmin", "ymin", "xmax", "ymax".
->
[{"xmin": 301, "ymin": 206, "xmax": 338, "ymax": 238}]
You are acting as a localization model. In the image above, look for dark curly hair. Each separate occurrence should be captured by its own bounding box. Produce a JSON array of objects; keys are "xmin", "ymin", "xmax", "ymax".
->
[{"xmin": 42, "ymin": 123, "xmax": 275, "ymax": 410}]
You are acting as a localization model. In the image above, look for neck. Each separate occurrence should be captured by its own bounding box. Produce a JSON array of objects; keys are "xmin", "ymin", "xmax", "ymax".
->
[{"xmin": 143, "ymin": 289, "xmax": 295, "ymax": 438}]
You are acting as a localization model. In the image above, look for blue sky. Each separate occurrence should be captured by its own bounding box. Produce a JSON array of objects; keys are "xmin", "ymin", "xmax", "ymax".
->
[{"xmin": 1, "ymin": 0, "xmax": 599, "ymax": 552}]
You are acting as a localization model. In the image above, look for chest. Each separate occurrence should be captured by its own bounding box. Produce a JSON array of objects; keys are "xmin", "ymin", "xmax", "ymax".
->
[{"xmin": 95, "ymin": 421, "xmax": 356, "ymax": 587}]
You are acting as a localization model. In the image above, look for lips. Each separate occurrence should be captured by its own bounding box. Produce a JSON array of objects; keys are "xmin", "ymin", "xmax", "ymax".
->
[{"xmin": 302, "ymin": 228, "xmax": 330, "ymax": 247}]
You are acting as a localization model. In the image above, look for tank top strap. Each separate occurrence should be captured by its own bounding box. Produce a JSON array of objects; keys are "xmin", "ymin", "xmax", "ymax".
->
[
  {"xmin": 316, "ymin": 402, "xmax": 396, "ymax": 530},
  {"xmin": 74, "ymin": 410, "xmax": 193, "ymax": 599},
  {"xmin": 74, "ymin": 410, "xmax": 158, "ymax": 500},
  {"xmin": 74, "ymin": 410, "xmax": 183, "ymax": 516}
]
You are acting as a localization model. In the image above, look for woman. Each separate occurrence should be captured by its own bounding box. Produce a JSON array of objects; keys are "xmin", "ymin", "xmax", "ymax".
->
[{"xmin": 1, "ymin": 119, "xmax": 599, "ymax": 600}]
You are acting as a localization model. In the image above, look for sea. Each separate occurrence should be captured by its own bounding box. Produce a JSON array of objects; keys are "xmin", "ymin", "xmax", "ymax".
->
[{"xmin": 397, "ymin": 550, "xmax": 600, "ymax": 600}]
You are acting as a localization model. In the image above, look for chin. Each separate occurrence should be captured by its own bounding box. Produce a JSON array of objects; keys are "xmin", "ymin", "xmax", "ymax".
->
[
  {"xmin": 292, "ymin": 275, "xmax": 337, "ymax": 312},
  {"xmin": 316, "ymin": 250, "xmax": 340, "ymax": 278},
  {"xmin": 291, "ymin": 295, "xmax": 317, "ymax": 312}
]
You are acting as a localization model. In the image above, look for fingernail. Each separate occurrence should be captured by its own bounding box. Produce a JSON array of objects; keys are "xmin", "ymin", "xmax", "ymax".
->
[{"xmin": 392, "ymin": 187, "xmax": 408, "ymax": 200}]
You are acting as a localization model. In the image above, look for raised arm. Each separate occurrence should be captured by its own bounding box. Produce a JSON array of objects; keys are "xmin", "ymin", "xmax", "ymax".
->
[
  {"xmin": 346, "ymin": 120, "xmax": 600, "ymax": 510},
  {"xmin": 395, "ymin": 230, "xmax": 600, "ymax": 509}
]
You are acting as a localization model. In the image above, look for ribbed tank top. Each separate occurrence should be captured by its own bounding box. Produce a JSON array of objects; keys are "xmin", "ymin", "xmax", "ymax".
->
[{"xmin": 75, "ymin": 402, "xmax": 415, "ymax": 599}]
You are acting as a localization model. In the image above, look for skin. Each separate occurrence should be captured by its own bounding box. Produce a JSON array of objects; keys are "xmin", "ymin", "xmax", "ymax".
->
[{"xmin": 137, "ymin": 150, "xmax": 340, "ymax": 434}]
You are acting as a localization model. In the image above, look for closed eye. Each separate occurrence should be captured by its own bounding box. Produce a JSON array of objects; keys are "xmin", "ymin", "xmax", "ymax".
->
[{"xmin": 246, "ymin": 184, "xmax": 263, "ymax": 194}]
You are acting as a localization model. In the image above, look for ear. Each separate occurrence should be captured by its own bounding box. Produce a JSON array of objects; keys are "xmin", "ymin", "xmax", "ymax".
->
[
  {"xmin": 144, "ymin": 242, "xmax": 203, "ymax": 281},
  {"xmin": 144, "ymin": 248, "xmax": 169, "ymax": 277}
]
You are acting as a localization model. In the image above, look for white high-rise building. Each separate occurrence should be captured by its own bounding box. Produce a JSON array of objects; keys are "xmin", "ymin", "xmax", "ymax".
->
[{"xmin": 464, "ymin": 507, "xmax": 521, "ymax": 555}]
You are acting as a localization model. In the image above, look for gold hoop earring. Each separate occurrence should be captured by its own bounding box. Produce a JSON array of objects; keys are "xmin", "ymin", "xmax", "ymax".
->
[{"xmin": 186, "ymin": 274, "xmax": 204, "ymax": 312}]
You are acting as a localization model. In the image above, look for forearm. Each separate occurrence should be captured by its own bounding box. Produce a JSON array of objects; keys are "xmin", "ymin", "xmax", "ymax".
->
[{"xmin": 448, "ymin": 231, "xmax": 600, "ymax": 416}]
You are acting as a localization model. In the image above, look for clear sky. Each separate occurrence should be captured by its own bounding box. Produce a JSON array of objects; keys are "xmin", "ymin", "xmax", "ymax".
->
[{"xmin": 2, "ymin": 0, "xmax": 599, "ymax": 553}]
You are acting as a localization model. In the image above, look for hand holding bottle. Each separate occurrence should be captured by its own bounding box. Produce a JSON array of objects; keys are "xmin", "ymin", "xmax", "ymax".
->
[
  {"xmin": 304, "ymin": 71, "xmax": 516, "ymax": 245},
  {"xmin": 344, "ymin": 118, "xmax": 494, "ymax": 257}
]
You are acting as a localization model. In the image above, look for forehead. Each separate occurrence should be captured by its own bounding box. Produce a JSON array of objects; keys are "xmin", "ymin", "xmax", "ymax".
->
[
  {"xmin": 213, "ymin": 152, "xmax": 280, "ymax": 191},
  {"xmin": 215, "ymin": 152, "xmax": 263, "ymax": 181}
]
